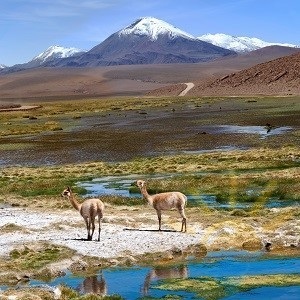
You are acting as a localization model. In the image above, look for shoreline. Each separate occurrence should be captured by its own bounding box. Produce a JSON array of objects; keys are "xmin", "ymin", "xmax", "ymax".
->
[{"xmin": 0, "ymin": 203, "xmax": 299, "ymax": 299}]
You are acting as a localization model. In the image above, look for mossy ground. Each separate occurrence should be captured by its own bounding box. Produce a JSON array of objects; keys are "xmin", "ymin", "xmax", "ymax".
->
[{"xmin": 155, "ymin": 274, "xmax": 300, "ymax": 300}]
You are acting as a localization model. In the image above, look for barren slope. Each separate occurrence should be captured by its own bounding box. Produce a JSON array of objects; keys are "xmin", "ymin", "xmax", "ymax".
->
[
  {"xmin": 1, "ymin": 46, "xmax": 299, "ymax": 101},
  {"xmin": 190, "ymin": 51, "xmax": 300, "ymax": 96}
]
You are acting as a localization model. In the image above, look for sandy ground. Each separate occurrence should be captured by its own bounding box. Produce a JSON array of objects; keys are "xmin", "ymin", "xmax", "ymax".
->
[
  {"xmin": 0, "ymin": 206, "xmax": 204, "ymax": 259},
  {"xmin": 1, "ymin": 204, "xmax": 299, "ymax": 261}
]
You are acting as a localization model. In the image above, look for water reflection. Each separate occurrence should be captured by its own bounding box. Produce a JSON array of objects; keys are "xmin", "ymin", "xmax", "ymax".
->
[
  {"xmin": 142, "ymin": 265, "xmax": 188, "ymax": 296},
  {"xmin": 3, "ymin": 251, "xmax": 300, "ymax": 299},
  {"xmin": 208, "ymin": 125, "xmax": 292, "ymax": 139},
  {"xmin": 77, "ymin": 273, "xmax": 107, "ymax": 296}
]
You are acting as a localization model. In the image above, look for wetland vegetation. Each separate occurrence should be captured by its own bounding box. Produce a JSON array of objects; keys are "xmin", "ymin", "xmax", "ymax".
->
[{"xmin": 0, "ymin": 95, "xmax": 299, "ymax": 299}]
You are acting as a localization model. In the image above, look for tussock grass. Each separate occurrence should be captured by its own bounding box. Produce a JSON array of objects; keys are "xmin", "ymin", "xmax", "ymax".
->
[
  {"xmin": 6, "ymin": 243, "xmax": 75, "ymax": 271},
  {"xmin": 0, "ymin": 147, "xmax": 299, "ymax": 208},
  {"xmin": 0, "ymin": 223, "xmax": 28, "ymax": 233},
  {"xmin": 0, "ymin": 96, "xmax": 186, "ymax": 137},
  {"xmin": 59, "ymin": 285, "xmax": 123, "ymax": 299},
  {"xmin": 156, "ymin": 274, "xmax": 300, "ymax": 300}
]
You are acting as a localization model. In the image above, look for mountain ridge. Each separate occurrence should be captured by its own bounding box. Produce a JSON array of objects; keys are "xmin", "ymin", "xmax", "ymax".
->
[
  {"xmin": 198, "ymin": 33, "xmax": 299, "ymax": 53},
  {"xmin": 46, "ymin": 17, "xmax": 235, "ymax": 67},
  {"xmin": 1, "ymin": 17, "xmax": 299, "ymax": 71},
  {"xmin": 30, "ymin": 45, "xmax": 85, "ymax": 65}
]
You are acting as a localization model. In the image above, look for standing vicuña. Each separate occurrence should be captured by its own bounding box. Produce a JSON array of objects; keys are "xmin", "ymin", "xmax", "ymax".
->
[
  {"xmin": 61, "ymin": 187, "xmax": 104, "ymax": 241},
  {"xmin": 136, "ymin": 180, "xmax": 187, "ymax": 232}
]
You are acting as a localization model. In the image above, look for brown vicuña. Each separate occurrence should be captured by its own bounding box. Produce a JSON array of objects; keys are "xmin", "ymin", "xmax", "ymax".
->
[
  {"xmin": 136, "ymin": 180, "xmax": 187, "ymax": 232},
  {"xmin": 61, "ymin": 187, "xmax": 104, "ymax": 241}
]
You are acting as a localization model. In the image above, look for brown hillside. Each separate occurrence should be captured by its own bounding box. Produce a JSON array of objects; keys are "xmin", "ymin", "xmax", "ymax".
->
[
  {"xmin": 1, "ymin": 46, "xmax": 299, "ymax": 102},
  {"xmin": 189, "ymin": 51, "xmax": 300, "ymax": 96}
]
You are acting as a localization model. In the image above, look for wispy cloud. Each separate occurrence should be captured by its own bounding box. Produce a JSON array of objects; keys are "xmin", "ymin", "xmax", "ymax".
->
[{"xmin": 1, "ymin": 0, "xmax": 117, "ymax": 22}]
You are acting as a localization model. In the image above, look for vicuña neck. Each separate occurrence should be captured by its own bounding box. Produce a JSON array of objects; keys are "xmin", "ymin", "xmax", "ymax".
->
[
  {"xmin": 68, "ymin": 191, "xmax": 81, "ymax": 211},
  {"xmin": 141, "ymin": 186, "xmax": 153, "ymax": 205}
]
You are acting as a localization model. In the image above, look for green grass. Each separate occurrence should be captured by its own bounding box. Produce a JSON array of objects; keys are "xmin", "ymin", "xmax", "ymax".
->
[
  {"xmin": 0, "ymin": 147, "xmax": 299, "ymax": 210},
  {"xmin": 0, "ymin": 96, "xmax": 299, "ymax": 207},
  {"xmin": 8, "ymin": 243, "xmax": 75, "ymax": 271},
  {"xmin": 155, "ymin": 274, "xmax": 300, "ymax": 300},
  {"xmin": 60, "ymin": 285, "xmax": 123, "ymax": 300}
]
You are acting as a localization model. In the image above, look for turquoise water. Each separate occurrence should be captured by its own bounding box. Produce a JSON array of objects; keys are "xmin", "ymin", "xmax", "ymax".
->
[{"xmin": 18, "ymin": 251, "xmax": 300, "ymax": 299}]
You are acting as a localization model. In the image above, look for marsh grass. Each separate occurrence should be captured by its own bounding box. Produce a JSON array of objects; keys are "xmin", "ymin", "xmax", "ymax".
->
[
  {"xmin": 0, "ymin": 223, "xmax": 27, "ymax": 233},
  {"xmin": 0, "ymin": 243, "xmax": 75, "ymax": 273},
  {"xmin": 0, "ymin": 147, "xmax": 299, "ymax": 209},
  {"xmin": 0, "ymin": 286, "xmax": 123, "ymax": 300},
  {"xmin": 0, "ymin": 288, "xmax": 54, "ymax": 300},
  {"xmin": 99, "ymin": 195, "xmax": 141, "ymax": 206},
  {"xmin": 59, "ymin": 285, "xmax": 123, "ymax": 300},
  {"xmin": 157, "ymin": 277, "xmax": 226, "ymax": 300},
  {"xmin": 229, "ymin": 274, "xmax": 300, "ymax": 290},
  {"xmin": 0, "ymin": 96, "xmax": 186, "ymax": 137},
  {"xmin": 156, "ymin": 274, "xmax": 300, "ymax": 300}
]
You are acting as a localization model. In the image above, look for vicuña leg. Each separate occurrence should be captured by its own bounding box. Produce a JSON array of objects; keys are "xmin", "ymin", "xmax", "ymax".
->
[
  {"xmin": 98, "ymin": 217, "xmax": 102, "ymax": 241},
  {"xmin": 90, "ymin": 219, "xmax": 95, "ymax": 241},
  {"xmin": 85, "ymin": 218, "xmax": 92, "ymax": 240},
  {"xmin": 179, "ymin": 209, "xmax": 187, "ymax": 232},
  {"xmin": 156, "ymin": 210, "xmax": 162, "ymax": 231}
]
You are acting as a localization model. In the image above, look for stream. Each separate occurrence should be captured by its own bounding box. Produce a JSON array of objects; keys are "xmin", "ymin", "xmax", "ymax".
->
[{"xmin": 77, "ymin": 174, "xmax": 298, "ymax": 210}]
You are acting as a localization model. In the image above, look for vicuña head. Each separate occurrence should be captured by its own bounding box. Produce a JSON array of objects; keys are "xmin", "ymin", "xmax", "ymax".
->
[
  {"xmin": 61, "ymin": 186, "xmax": 105, "ymax": 241},
  {"xmin": 136, "ymin": 179, "xmax": 187, "ymax": 232},
  {"xmin": 61, "ymin": 186, "xmax": 71, "ymax": 197}
]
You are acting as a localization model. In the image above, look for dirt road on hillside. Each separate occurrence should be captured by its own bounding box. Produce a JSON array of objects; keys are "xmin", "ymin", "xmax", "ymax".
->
[{"xmin": 179, "ymin": 82, "xmax": 195, "ymax": 96}]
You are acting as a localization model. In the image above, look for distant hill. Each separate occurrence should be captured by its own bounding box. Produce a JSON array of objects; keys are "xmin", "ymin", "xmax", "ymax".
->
[
  {"xmin": 1, "ymin": 46, "xmax": 300, "ymax": 100},
  {"xmin": 198, "ymin": 33, "xmax": 299, "ymax": 53},
  {"xmin": 148, "ymin": 48, "xmax": 300, "ymax": 97},
  {"xmin": 189, "ymin": 50, "xmax": 300, "ymax": 96}
]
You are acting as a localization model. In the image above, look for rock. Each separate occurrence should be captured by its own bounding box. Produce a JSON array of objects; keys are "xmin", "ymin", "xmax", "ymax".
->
[
  {"xmin": 0, "ymin": 272, "xmax": 22, "ymax": 285},
  {"xmin": 69, "ymin": 260, "xmax": 88, "ymax": 272},
  {"xmin": 171, "ymin": 247, "xmax": 183, "ymax": 256},
  {"xmin": 202, "ymin": 221, "xmax": 259, "ymax": 250},
  {"xmin": 34, "ymin": 267, "xmax": 66, "ymax": 281},
  {"xmin": 184, "ymin": 244, "xmax": 207, "ymax": 257},
  {"xmin": 242, "ymin": 238, "xmax": 262, "ymax": 251},
  {"xmin": 121, "ymin": 255, "xmax": 137, "ymax": 266}
]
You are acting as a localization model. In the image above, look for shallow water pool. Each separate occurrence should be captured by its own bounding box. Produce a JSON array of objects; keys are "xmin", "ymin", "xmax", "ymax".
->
[{"xmin": 13, "ymin": 250, "xmax": 300, "ymax": 299}]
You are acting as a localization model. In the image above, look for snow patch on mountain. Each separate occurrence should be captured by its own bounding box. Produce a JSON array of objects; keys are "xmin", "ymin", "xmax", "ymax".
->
[
  {"xmin": 0, "ymin": 64, "xmax": 7, "ymax": 69},
  {"xmin": 119, "ymin": 17, "xmax": 196, "ymax": 41},
  {"xmin": 198, "ymin": 33, "xmax": 299, "ymax": 52},
  {"xmin": 30, "ymin": 45, "xmax": 85, "ymax": 63}
]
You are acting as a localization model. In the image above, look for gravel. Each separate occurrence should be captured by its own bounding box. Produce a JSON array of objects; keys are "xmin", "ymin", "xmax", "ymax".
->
[{"xmin": 0, "ymin": 207, "xmax": 204, "ymax": 258}]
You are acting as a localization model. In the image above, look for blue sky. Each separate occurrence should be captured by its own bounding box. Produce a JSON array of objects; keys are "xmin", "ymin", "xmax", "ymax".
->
[{"xmin": 1, "ymin": 0, "xmax": 299, "ymax": 66}]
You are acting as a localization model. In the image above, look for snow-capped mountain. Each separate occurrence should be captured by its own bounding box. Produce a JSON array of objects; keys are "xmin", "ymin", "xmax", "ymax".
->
[
  {"xmin": 1, "ymin": 45, "xmax": 86, "ymax": 73},
  {"xmin": 30, "ymin": 45, "xmax": 85, "ymax": 65},
  {"xmin": 47, "ymin": 17, "xmax": 234, "ymax": 67},
  {"xmin": 119, "ymin": 16, "xmax": 195, "ymax": 41},
  {"xmin": 0, "ymin": 64, "xmax": 7, "ymax": 69},
  {"xmin": 198, "ymin": 33, "xmax": 299, "ymax": 53}
]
